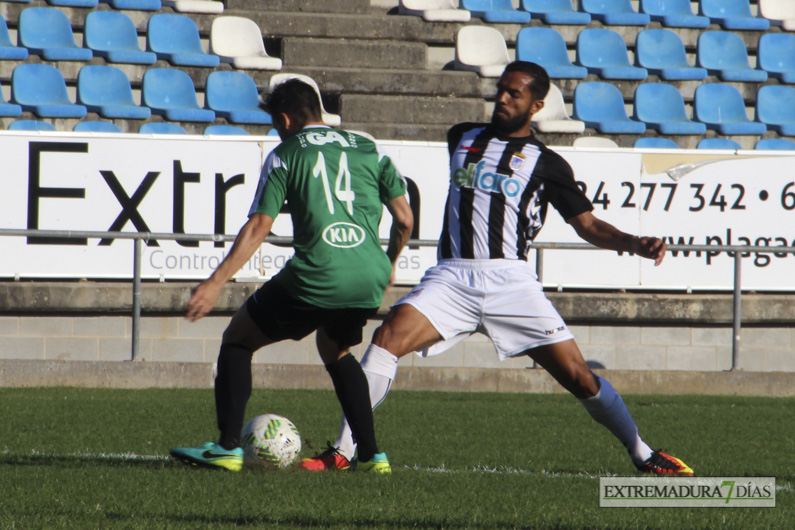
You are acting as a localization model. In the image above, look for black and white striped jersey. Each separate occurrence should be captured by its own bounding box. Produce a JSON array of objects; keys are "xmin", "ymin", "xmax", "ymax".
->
[{"xmin": 439, "ymin": 123, "xmax": 593, "ymax": 261}]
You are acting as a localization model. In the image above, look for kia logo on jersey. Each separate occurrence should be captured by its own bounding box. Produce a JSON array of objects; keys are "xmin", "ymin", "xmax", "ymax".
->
[{"xmin": 322, "ymin": 222, "xmax": 366, "ymax": 248}]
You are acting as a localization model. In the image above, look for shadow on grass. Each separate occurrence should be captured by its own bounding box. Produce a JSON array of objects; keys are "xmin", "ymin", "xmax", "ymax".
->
[{"xmin": 0, "ymin": 451, "xmax": 178, "ymax": 470}]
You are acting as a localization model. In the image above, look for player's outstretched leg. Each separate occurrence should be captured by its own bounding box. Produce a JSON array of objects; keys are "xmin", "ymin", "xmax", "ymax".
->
[{"xmin": 580, "ymin": 375, "xmax": 693, "ymax": 476}]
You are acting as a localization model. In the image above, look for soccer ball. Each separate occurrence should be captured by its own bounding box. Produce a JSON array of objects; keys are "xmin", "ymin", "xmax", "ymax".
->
[{"xmin": 241, "ymin": 414, "xmax": 302, "ymax": 469}]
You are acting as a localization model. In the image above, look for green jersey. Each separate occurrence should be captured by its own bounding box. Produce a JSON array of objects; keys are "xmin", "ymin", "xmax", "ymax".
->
[{"xmin": 249, "ymin": 126, "xmax": 407, "ymax": 309}]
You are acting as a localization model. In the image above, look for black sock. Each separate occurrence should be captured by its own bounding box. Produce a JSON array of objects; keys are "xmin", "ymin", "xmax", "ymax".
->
[
  {"xmin": 215, "ymin": 343, "xmax": 253, "ymax": 450},
  {"xmin": 325, "ymin": 354, "xmax": 379, "ymax": 462}
]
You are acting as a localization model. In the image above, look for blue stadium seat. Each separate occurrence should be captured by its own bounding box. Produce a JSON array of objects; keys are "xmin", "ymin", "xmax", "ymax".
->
[
  {"xmin": 519, "ymin": 0, "xmax": 590, "ymax": 25},
  {"xmin": 100, "ymin": 0, "xmax": 161, "ymax": 10},
  {"xmin": 18, "ymin": 7, "xmax": 93, "ymax": 62},
  {"xmin": 139, "ymin": 122, "xmax": 188, "ymax": 134},
  {"xmin": 572, "ymin": 82, "xmax": 646, "ymax": 134},
  {"xmin": 460, "ymin": 0, "xmax": 531, "ymax": 23},
  {"xmin": 580, "ymin": 0, "xmax": 650, "ymax": 25},
  {"xmin": 635, "ymin": 29, "xmax": 707, "ymax": 81},
  {"xmin": 73, "ymin": 120, "xmax": 123, "ymax": 133},
  {"xmin": 699, "ymin": 0, "xmax": 770, "ymax": 30},
  {"xmin": 634, "ymin": 137, "xmax": 680, "ymax": 149},
  {"xmin": 0, "ymin": 16, "xmax": 29, "ymax": 60},
  {"xmin": 11, "ymin": 64, "xmax": 87, "ymax": 118},
  {"xmin": 755, "ymin": 138, "xmax": 795, "ymax": 150},
  {"xmin": 142, "ymin": 68, "xmax": 215, "ymax": 122},
  {"xmin": 84, "ymin": 11, "xmax": 156, "ymax": 65},
  {"xmin": 693, "ymin": 84, "xmax": 767, "ymax": 136},
  {"xmin": 639, "ymin": 0, "xmax": 709, "ymax": 28},
  {"xmin": 8, "ymin": 120, "xmax": 57, "ymax": 131},
  {"xmin": 204, "ymin": 71, "xmax": 272, "ymax": 124},
  {"xmin": 146, "ymin": 14, "xmax": 220, "ymax": 67},
  {"xmin": 516, "ymin": 28, "xmax": 587, "ymax": 79},
  {"xmin": 576, "ymin": 29, "xmax": 647, "ymax": 80},
  {"xmin": 697, "ymin": 138, "xmax": 743, "ymax": 150},
  {"xmin": 267, "ymin": 128, "xmax": 280, "ymax": 136},
  {"xmin": 755, "ymin": 85, "xmax": 795, "ymax": 136},
  {"xmin": 47, "ymin": 0, "xmax": 98, "ymax": 7},
  {"xmin": 0, "ymin": 81, "xmax": 22, "ymax": 117},
  {"xmin": 758, "ymin": 33, "xmax": 795, "ymax": 84},
  {"xmin": 204, "ymin": 124, "xmax": 249, "ymax": 135},
  {"xmin": 697, "ymin": 32, "xmax": 768, "ymax": 82},
  {"xmin": 633, "ymin": 83, "xmax": 706, "ymax": 135},
  {"xmin": 77, "ymin": 65, "xmax": 152, "ymax": 120}
]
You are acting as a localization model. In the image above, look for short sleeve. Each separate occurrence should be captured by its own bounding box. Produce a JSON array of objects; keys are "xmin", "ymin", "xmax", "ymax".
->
[
  {"xmin": 248, "ymin": 150, "xmax": 288, "ymax": 218},
  {"xmin": 376, "ymin": 145, "xmax": 407, "ymax": 203},
  {"xmin": 535, "ymin": 148, "xmax": 593, "ymax": 220}
]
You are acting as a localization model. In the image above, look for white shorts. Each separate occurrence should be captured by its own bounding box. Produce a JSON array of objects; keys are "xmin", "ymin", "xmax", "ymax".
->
[{"xmin": 397, "ymin": 259, "xmax": 574, "ymax": 360}]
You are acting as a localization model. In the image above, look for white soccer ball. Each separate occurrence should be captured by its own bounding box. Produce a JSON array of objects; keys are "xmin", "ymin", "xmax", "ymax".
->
[{"xmin": 241, "ymin": 414, "xmax": 302, "ymax": 469}]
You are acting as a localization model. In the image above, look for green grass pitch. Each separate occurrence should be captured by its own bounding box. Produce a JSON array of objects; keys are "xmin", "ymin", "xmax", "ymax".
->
[{"xmin": 0, "ymin": 387, "xmax": 792, "ymax": 528}]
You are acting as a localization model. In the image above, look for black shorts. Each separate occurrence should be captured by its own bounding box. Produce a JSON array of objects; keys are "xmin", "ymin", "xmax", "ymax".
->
[{"xmin": 245, "ymin": 280, "xmax": 379, "ymax": 350}]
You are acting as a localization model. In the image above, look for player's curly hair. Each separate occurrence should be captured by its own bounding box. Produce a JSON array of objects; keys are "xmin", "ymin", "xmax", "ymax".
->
[
  {"xmin": 503, "ymin": 61, "xmax": 550, "ymax": 102},
  {"xmin": 263, "ymin": 79, "xmax": 322, "ymax": 127}
]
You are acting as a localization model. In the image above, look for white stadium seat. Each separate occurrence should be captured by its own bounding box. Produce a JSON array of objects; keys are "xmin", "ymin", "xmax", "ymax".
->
[
  {"xmin": 759, "ymin": 0, "xmax": 795, "ymax": 31},
  {"xmin": 453, "ymin": 26, "xmax": 510, "ymax": 78},
  {"xmin": 162, "ymin": 0, "xmax": 224, "ymax": 14},
  {"xmin": 398, "ymin": 0, "xmax": 471, "ymax": 22},
  {"xmin": 266, "ymin": 73, "xmax": 342, "ymax": 127},
  {"xmin": 210, "ymin": 16, "xmax": 283, "ymax": 71},
  {"xmin": 531, "ymin": 83, "xmax": 585, "ymax": 134}
]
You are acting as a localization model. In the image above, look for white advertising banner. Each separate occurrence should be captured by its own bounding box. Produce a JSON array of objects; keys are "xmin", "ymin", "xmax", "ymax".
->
[{"xmin": 0, "ymin": 132, "xmax": 793, "ymax": 290}]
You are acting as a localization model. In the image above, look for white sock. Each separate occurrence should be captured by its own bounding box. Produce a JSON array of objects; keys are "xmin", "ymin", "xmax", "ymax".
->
[
  {"xmin": 580, "ymin": 375, "xmax": 653, "ymax": 465},
  {"xmin": 334, "ymin": 344, "xmax": 399, "ymax": 460}
]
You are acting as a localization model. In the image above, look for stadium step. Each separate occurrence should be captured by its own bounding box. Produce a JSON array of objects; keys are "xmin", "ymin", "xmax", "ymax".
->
[
  {"xmin": 283, "ymin": 38, "xmax": 427, "ymax": 70},
  {"xmin": 226, "ymin": 0, "xmax": 372, "ymax": 15}
]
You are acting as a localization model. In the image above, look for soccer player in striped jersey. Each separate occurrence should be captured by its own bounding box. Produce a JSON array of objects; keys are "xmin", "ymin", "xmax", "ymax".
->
[
  {"xmin": 302, "ymin": 62, "xmax": 693, "ymax": 476},
  {"xmin": 170, "ymin": 79, "xmax": 413, "ymax": 473}
]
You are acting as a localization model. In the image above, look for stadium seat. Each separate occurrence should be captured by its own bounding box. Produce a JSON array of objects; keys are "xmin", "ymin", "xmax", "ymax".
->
[
  {"xmin": 634, "ymin": 137, "xmax": 680, "ymax": 149},
  {"xmin": 693, "ymin": 84, "xmax": 767, "ymax": 136},
  {"xmin": 755, "ymin": 85, "xmax": 795, "ymax": 136},
  {"xmin": 204, "ymin": 124, "xmax": 249, "ymax": 135},
  {"xmin": 632, "ymin": 83, "xmax": 706, "ymax": 135},
  {"xmin": 210, "ymin": 16, "xmax": 283, "ymax": 70},
  {"xmin": 639, "ymin": 0, "xmax": 709, "ymax": 28},
  {"xmin": 267, "ymin": 127, "xmax": 280, "ymax": 136},
  {"xmin": 572, "ymin": 136, "xmax": 619, "ymax": 148},
  {"xmin": 697, "ymin": 32, "xmax": 767, "ymax": 83},
  {"xmin": 267, "ymin": 73, "xmax": 341, "ymax": 127},
  {"xmin": 0, "ymin": 16, "xmax": 28, "ymax": 60},
  {"xmin": 519, "ymin": 0, "xmax": 591, "ymax": 25},
  {"xmin": 147, "ymin": 14, "xmax": 220, "ymax": 68},
  {"xmin": 579, "ymin": 0, "xmax": 650, "ymax": 25},
  {"xmin": 758, "ymin": 33, "xmax": 795, "ymax": 83},
  {"xmin": 530, "ymin": 82, "xmax": 585, "ymax": 134},
  {"xmin": 758, "ymin": 0, "xmax": 795, "ymax": 30},
  {"xmin": 0, "ymin": 81, "xmax": 22, "ymax": 117},
  {"xmin": 46, "ymin": 0, "xmax": 98, "ymax": 7},
  {"xmin": 398, "ymin": 0, "xmax": 471, "ymax": 22},
  {"xmin": 460, "ymin": 0, "xmax": 531, "ymax": 23},
  {"xmin": 77, "ymin": 65, "xmax": 152, "ymax": 120},
  {"xmin": 142, "ymin": 68, "xmax": 216, "ymax": 122},
  {"xmin": 205, "ymin": 71, "xmax": 272, "ymax": 124},
  {"xmin": 84, "ymin": 11, "xmax": 156, "ymax": 65},
  {"xmin": 18, "ymin": 8, "xmax": 93, "ymax": 62},
  {"xmin": 453, "ymin": 26, "xmax": 510, "ymax": 78},
  {"xmin": 698, "ymin": 0, "xmax": 770, "ymax": 30},
  {"xmin": 635, "ymin": 29, "xmax": 707, "ymax": 81},
  {"xmin": 10, "ymin": 64, "xmax": 87, "ymax": 118},
  {"xmin": 161, "ymin": 0, "xmax": 224, "ymax": 14},
  {"xmin": 572, "ymin": 82, "xmax": 646, "ymax": 134},
  {"xmin": 73, "ymin": 120, "xmax": 123, "ymax": 133},
  {"xmin": 755, "ymin": 138, "xmax": 795, "ymax": 150},
  {"xmin": 8, "ymin": 120, "xmax": 56, "ymax": 131},
  {"xmin": 576, "ymin": 29, "xmax": 648, "ymax": 80},
  {"xmin": 138, "ymin": 122, "xmax": 188, "ymax": 134},
  {"xmin": 697, "ymin": 138, "xmax": 742, "ymax": 150},
  {"xmin": 100, "ymin": 0, "xmax": 161, "ymax": 10},
  {"xmin": 516, "ymin": 28, "xmax": 587, "ymax": 79}
]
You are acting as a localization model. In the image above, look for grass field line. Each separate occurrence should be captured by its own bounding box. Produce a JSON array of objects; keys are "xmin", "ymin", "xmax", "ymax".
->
[{"xmin": 17, "ymin": 451, "xmax": 793, "ymax": 492}]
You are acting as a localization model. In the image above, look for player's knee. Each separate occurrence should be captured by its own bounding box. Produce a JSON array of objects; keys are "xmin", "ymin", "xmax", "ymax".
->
[
  {"xmin": 571, "ymin": 369, "xmax": 599, "ymax": 399},
  {"xmin": 371, "ymin": 322, "xmax": 400, "ymax": 353}
]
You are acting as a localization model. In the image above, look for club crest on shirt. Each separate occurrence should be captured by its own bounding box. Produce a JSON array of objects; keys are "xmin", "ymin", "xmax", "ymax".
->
[{"xmin": 509, "ymin": 153, "xmax": 526, "ymax": 171}]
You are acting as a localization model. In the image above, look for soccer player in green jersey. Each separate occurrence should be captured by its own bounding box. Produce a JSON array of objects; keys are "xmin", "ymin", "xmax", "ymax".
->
[{"xmin": 170, "ymin": 79, "xmax": 414, "ymax": 473}]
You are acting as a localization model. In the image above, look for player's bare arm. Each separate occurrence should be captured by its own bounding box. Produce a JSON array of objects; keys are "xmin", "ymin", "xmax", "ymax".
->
[
  {"xmin": 566, "ymin": 211, "xmax": 666, "ymax": 266},
  {"xmin": 384, "ymin": 195, "xmax": 414, "ymax": 285},
  {"xmin": 185, "ymin": 213, "xmax": 274, "ymax": 322}
]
